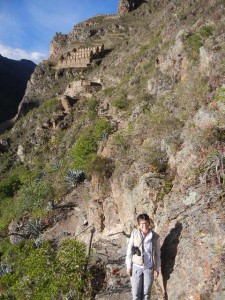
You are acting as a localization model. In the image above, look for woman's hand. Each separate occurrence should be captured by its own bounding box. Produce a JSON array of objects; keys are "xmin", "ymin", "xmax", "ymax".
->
[
  {"xmin": 127, "ymin": 268, "xmax": 132, "ymax": 276},
  {"xmin": 154, "ymin": 270, "xmax": 159, "ymax": 277}
]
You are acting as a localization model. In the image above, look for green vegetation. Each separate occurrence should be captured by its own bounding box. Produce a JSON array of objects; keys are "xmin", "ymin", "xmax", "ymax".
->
[
  {"xmin": 112, "ymin": 97, "xmax": 130, "ymax": 110},
  {"xmin": 103, "ymin": 87, "xmax": 115, "ymax": 97},
  {"xmin": 198, "ymin": 25, "xmax": 214, "ymax": 38},
  {"xmin": 0, "ymin": 168, "xmax": 44, "ymax": 232},
  {"xmin": 88, "ymin": 98, "xmax": 99, "ymax": 117},
  {"xmin": 185, "ymin": 33, "xmax": 203, "ymax": 54},
  {"xmin": 15, "ymin": 179, "xmax": 54, "ymax": 218},
  {"xmin": 0, "ymin": 164, "xmax": 56, "ymax": 232},
  {"xmin": 94, "ymin": 119, "xmax": 112, "ymax": 140},
  {"xmin": 0, "ymin": 119, "xmax": 112, "ymax": 232},
  {"xmin": 39, "ymin": 97, "xmax": 59, "ymax": 111},
  {"xmin": 139, "ymin": 32, "xmax": 161, "ymax": 55},
  {"xmin": 0, "ymin": 239, "xmax": 95, "ymax": 300},
  {"xmin": 0, "ymin": 175, "xmax": 22, "ymax": 199},
  {"xmin": 157, "ymin": 178, "xmax": 174, "ymax": 201},
  {"xmin": 71, "ymin": 132, "xmax": 98, "ymax": 169},
  {"xmin": 70, "ymin": 119, "xmax": 112, "ymax": 170},
  {"xmin": 184, "ymin": 24, "xmax": 214, "ymax": 59},
  {"xmin": 0, "ymin": 177, "xmax": 54, "ymax": 233},
  {"xmin": 0, "ymin": 198, "xmax": 15, "ymax": 233},
  {"xmin": 214, "ymin": 87, "xmax": 225, "ymax": 103}
]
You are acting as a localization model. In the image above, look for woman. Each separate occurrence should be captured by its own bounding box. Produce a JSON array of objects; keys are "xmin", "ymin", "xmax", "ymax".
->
[{"xmin": 126, "ymin": 213, "xmax": 161, "ymax": 300}]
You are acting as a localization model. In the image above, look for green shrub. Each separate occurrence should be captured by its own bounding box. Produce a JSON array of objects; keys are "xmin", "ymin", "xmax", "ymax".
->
[
  {"xmin": 88, "ymin": 98, "xmax": 99, "ymax": 116},
  {"xmin": 70, "ymin": 119, "xmax": 112, "ymax": 169},
  {"xmin": 139, "ymin": 32, "xmax": 161, "ymax": 55},
  {"xmin": 7, "ymin": 165, "xmax": 38, "ymax": 186},
  {"xmin": 184, "ymin": 25, "xmax": 214, "ymax": 59},
  {"xmin": 0, "ymin": 175, "xmax": 22, "ymax": 198},
  {"xmin": 112, "ymin": 97, "xmax": 129, "ymax": 110},
  {"xmin": 184, "ymin": 33, "xmax": 203, "ymax": 55},
  {"xmin": 0, "ymin": 239, "xmax": 91, "ymax": 300},
  {"xmin": 103, "ymin": 87, "xmax": 115, "ymax": 97},
  {"xmin": 70, "ymin": 132, "xmax": 98, "ymax": 169},
  {"xmin": 93, "ymin": 119, "xmax": 112, "ymax": 140},
  {"xmin": 0, "ymin": 198, "xmax": 14, "ymax": 233},
  {"xmin": 39, "ymin": 98, "xmax": 59, "ymax": 111},
  {"xmin": 15, "ymin": 180, "xmax": 54, "ymax": 217},
  {"xmin": 214, "ymin": 87, "xmax": 225, "ymax": 103},
  {"xmin": 198, "ymin": 25, "xmax": 214, "ymax": 39},
  {"xmin": 0, "ymin": 152, "xmax": 12, "ymax": 175},
  {"xmin": 157, "ymin": 178, "xmax": 174, "ymax": 201},
  {"xmin": 56, "ymin": 239, "xmax": 88, "ymax": 296}
]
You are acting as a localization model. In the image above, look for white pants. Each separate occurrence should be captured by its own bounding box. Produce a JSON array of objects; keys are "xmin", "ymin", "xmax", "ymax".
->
[{"xmin": 131, "ymin": 265, "xmax": 154, "ymax": 300}]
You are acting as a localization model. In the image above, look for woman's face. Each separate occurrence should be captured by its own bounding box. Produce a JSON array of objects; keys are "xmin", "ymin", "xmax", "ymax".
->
[{"xmin": 138, "ymin": 220, "xmax": 150, "ymax": 234}]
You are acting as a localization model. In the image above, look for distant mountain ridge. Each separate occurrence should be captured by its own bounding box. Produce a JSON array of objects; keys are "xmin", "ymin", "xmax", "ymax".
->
[{"xmin": 0, "ymin": 55, "xmax": 36, "ymax": 124}]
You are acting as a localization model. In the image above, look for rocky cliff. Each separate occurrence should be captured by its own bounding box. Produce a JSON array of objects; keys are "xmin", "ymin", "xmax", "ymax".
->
[{"xmin": 0, "ymin": 0, "xmax": 225, "ymax": 299}]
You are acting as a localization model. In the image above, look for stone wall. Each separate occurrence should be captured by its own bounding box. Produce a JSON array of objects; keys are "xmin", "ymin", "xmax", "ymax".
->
[{"xmin": 56, "ymin": 44, "xmax": 104, "ymax": 69}]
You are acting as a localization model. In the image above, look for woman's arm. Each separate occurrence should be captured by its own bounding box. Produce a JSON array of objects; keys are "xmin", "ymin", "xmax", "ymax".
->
[{"xmin": 126, "ymin": 230, "xmax": 134, "ymax": 276}]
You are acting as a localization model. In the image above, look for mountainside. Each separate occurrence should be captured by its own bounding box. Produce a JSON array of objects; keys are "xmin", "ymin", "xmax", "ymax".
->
[
  {"xmin": 0, "ymin": 0, "xmax": 225, "ymax": 299},
  {"xmin": 0, "ymin": 55, "xmax": 36, "ymax": 123}
]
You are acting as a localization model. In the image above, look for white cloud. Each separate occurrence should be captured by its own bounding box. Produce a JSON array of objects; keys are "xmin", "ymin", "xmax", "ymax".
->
[{"xmin": 0, "ymin": 44, "xmax": 47, "ymax": 64}]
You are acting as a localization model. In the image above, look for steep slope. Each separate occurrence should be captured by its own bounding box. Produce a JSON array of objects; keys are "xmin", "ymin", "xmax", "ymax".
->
[
  {"xmin": 0, "ymin": 55, "xmax": 36, "ymax": 123},
  {"xmin": 0, "ymin": 0, "xmax": 225, "ymax": 299}
]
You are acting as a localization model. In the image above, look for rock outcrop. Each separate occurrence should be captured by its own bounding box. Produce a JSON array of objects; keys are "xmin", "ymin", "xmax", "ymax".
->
[{"xmin": 118, "ymin": 0, "xmax": 143, "ymax": 15}]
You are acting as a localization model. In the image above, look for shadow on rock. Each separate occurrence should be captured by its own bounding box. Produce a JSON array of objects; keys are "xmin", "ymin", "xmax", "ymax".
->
[{"xmin": 161, "ymin": 222, "xmax": 183, "ymax": 300}]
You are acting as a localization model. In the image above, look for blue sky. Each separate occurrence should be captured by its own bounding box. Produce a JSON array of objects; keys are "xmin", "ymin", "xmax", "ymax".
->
[{"xmin": 0, "ymin": 0, "xmax": 118, "ymax": 64}]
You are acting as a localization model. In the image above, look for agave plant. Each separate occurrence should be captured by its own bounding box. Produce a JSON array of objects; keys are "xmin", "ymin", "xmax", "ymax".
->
[
  {"xmin": 35, "ymin": 171, "xmax": 46, "ymax": 182},
  {"xmin": 66, "ymin": 290, "xmax": 76, "ymax": 300},
  {"xmin": 99, "ymin": 132, "xmax": 108, "ymax": 141},
  {"xmin": 27, "ymin": 219, "xmax": 43, "ymax": 237},
  {"xmin": 0, "ymin": 262, "xmax": 12, "ymax": 277},
  {"xmin": 65, "ymin": 170, "xmax": 85, "ymax": 188},
  {"xmin": 52, "ymin": 161, "xmax": 60, "ymax": 169},
  {"xmin": 34, "ymin": 238, "xmax": 43, "ymax": 248}
]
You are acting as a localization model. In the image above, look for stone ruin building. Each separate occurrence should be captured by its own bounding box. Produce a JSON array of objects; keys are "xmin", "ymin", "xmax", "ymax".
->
[{"xmin": 56, "ymin": 44, "xmax": 104, "ymax": 69}]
